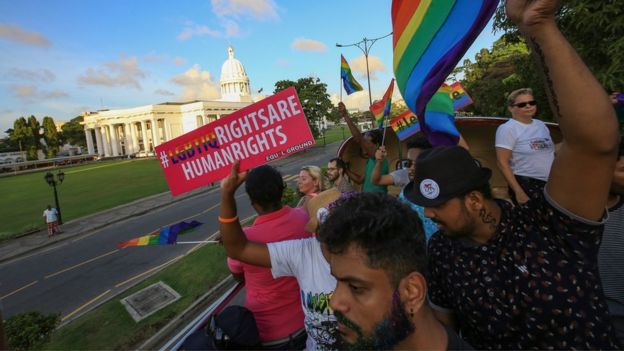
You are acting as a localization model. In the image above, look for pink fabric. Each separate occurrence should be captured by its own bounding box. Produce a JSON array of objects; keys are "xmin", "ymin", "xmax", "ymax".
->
[{"xmin": 227, "ymin": 206, "xmax": 312, "ymax": 342}]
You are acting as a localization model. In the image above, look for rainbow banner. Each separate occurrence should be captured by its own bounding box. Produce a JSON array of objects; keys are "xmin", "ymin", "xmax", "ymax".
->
[
  {"xmin": 424, "ymin": 85, "xmax": 460, "ymax": 144},
  {"xmin": 389, "ymin": 110, "xmax": 420, "ymax": 141},
  {"xmin": 117, "ymin": 220, "xmax": 203, "ymax": 248},
  {"xmin": 450, "ymin": 82, "xmax": 473, "ymax": 110},
  {"xmin": 392, "ymin": 0, "xmax": 498, "ymax": 145},
  {"xmin": 340, "ymin": 55, "xmax": 363, "ymax": 95},
  {"xmin": 370, "ymin": 79, "xmax": 395, "ymax": 126}
]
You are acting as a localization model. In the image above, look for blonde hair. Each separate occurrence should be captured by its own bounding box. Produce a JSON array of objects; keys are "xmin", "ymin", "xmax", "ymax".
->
[
  {"xmin": 507, "ymin": 88, "xmax": 534, "ymax": 106},
  {"xmin": 300, "ymin": 165, "xmax": 328, "ymax": 193}
]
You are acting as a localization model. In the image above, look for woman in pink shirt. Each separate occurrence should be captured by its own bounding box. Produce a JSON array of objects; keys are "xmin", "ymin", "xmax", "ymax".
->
[{"xmin": 227, "ymin": 165, "xmax": 311, "ymax": 349}]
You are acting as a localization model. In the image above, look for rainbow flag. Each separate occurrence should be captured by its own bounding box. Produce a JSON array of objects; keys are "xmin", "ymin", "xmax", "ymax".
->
[
  {"xmin": 117, "ymin": 220, "xmax": 202, "ymax": 248},
  {"xmin": 370, "ymin": 79, "xmax": 395, "ymax": 127},
  {"xmin": 424, "ymin": 85, "xmax": 460, "ymax": 145},
  {"xmin": 389, "ymin": 110, "xmax": 420, "ymax": 141},
  {"xmin": 450, "ymin": 82, "xmax": 473, "ymax": 110},
  {"xmin": 392, "ymin": 0, "xmax": 498, "ymax": 145},
  {"xmin": 340, "ymin": 55, "xmax": 363, "ymax": 95}
]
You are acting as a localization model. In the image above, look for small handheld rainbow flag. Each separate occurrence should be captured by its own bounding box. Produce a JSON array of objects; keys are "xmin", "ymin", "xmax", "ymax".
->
[
  {"xmin": 370, "ymin": 79, "xmax": 395, "ymax": 127},
  {"xmin": 340, "ymin": 55, "xmax": 363, "ymax": 95},
  {"xmin": 450, "ymin": 82, "xmax": 473, "ymax": 110},
  {"xmin": 389, "ymin": 110, "xmax": 420, "ymax": 141},
  {"xmin": 117, "ymin": 220, "xmax": 203, "ymax": 248}
]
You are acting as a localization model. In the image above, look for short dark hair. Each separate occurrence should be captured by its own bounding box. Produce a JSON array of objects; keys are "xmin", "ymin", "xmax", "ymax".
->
[
  {"xmin": 329, "ymin": 158, "xmax": 347, "ymax": 170},
  {"xmin": 245, "ymin": 165, "xmax": 285, "ymax": 210},
  {"xmin": 318, "ymin": 192, "xmax": 427, "ymax": 287},
  {"xmin": 406, "ymin": 132, "xmax": 432, "ymax": 151},
  {"xmin": 461, "ymin": 182, "xmax": 493, "ymax": 200},
  {"xmin": 364, "ymin": 129, "xmax": 383, "ymax": 146}
]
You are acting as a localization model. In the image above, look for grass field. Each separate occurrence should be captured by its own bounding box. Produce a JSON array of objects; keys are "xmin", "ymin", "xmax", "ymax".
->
[
  {"xmin": 43, "ymin": 244, "xmax": 229, "ymax": 350},
  {"xmin": 315, "ymin": 126, "xmax": 348, "ymax": 146},
  {"xmin": 0, "ymin": 159, "xmax": 168, "ymax": 240}
]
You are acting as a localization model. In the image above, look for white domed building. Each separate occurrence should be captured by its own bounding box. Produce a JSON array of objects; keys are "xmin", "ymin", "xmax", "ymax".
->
[{"xmin": 81, "ymin": 47, "xmax": 254, "ymax": 157}]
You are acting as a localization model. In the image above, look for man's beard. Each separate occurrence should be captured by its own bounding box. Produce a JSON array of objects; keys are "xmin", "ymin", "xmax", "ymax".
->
[
  {"xmin": 334, "ymin": 290, "xmax": 415, "ymax": 350},
  {"xmin": 435, "ymin": 202, "xmax": 477, "ymax": 239}
]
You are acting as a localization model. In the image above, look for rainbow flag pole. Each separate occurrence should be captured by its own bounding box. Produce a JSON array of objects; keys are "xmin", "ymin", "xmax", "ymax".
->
[{"xmin": 369, "ymin": 79, "xmax": 395, "ymax": 146}]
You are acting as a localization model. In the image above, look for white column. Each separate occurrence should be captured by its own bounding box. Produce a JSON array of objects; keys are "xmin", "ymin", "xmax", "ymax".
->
[
  {"xmin": 130, "ymin": 122, "xmax": 139, "ymax": 154},
  {"xmin": 110, "ymin": 124, "xmax": 119, "ymax": 156},
  {"xmin": 103, "ymin": 126, "xmax": 112, "ymax": 157},
  {"xmin": 151, "ymin": 119, "xmax": 160, "ymax": 148},
  {"xmin": 164, "ymin": 119, "xmax": 172, "ymax": 141},
  {"xmin": 124, "ymin": 123, "xmax": 133, "ymax": 155},
  {"xmin": 84, "ymin": 127, "xmax": 95, "ymax": 154},
  {"xmin": 140, "ymin": 120, "xmax": 149, "ymax": 151},
  {"xmin": 94, "ymin": 126, "xmax": 104, "ymax": 156}
]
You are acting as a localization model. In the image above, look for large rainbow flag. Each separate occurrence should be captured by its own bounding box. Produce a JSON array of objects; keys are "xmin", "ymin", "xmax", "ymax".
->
[
  {"xmin": 424, "ymin": 85, "xmax": 460, "ymax": 144},
  {"xmin": 369, "ymin": 79, "xmax": 395, "ymax": 127},
  {"xmin": 392, "ymin": 0, "xmax": 498, "ymax": 145},
  {"xmin": 340, "ymin": 55, "xmax": 363, "ymax": 95},
  {"xmin": 117, "ymin": 220, "xmax": 202, "ymax": 248}
]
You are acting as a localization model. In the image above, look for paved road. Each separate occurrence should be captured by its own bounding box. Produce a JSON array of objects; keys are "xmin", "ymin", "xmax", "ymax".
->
[{"xmin": 0, "ymin": 142, "xmax": 342, "ymax": 321}]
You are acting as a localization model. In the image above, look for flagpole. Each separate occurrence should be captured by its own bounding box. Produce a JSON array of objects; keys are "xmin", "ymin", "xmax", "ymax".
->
[
  {"xmin": 381, "ymin": 116, "xmax": 388, "ymax": 146},
  {"xmin": 339, "ymin": 76, "xmax": 343, "ymax": 102},
  {"xmin": 176, "ymin": 241, "xmax": 220, "ymax": 244}
]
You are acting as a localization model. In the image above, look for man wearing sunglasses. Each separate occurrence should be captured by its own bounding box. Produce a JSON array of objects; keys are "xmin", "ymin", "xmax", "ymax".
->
[{"xmin": 495, "ymin": 88, "xmax": 555, "ymax": 205}]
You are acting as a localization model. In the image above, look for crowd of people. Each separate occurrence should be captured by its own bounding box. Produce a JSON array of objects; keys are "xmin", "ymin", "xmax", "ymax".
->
[{"xmin": 207, "ymin": 1, "xmax": 623, "ymax": 350}]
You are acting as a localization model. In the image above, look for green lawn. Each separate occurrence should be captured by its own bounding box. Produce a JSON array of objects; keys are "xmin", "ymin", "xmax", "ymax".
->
[
  {"xmin": 43, "ymin": 244, "xmax": 230, "ymax": 350},
  {"xmin": 0, "ymin": 159, "xmax": 168, "ymax": 240},
  {"xmin": 315, "ymin": 126, "xmax": 349, "ymax": 146}
]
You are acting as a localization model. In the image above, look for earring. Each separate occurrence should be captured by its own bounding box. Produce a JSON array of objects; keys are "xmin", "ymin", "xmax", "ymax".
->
[{"xmin": 409, "ymin": 309, "xmax": 414, "ymax": 318}]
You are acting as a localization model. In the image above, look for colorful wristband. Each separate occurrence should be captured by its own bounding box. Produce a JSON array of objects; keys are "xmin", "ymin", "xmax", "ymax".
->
[{"xmin": 218, "ymin": 215, "xmax": 239, "ymax": 223}]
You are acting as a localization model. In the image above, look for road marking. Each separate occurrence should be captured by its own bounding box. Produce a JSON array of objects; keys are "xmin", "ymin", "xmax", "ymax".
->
[
  {"xmin": 115, "ymin": 255, "xmax": 184, "ymax": 288},
  {"xmin": 284, "ymin": 174, "xmax": 299, "ymax": 182},
  {"xmin": 1, "ymin": 280, "xmax": 38, "ymax": 299},
  {"xmin": 62, "ymin": 289, "xmax": 111, "ymax": 322},
  {"xmin": 44, "ymin": 249, "xmax": 119, "ymax": 279}
]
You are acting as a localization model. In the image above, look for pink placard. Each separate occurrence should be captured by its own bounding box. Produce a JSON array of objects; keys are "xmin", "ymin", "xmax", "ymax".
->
[{"xmin": 155, "ymin": 87, "xmax": 315, "ymax": 196}]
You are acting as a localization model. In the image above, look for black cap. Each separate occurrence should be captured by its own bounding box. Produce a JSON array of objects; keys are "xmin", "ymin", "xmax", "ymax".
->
[{"xmin": 404, "ymin": 146, "xmax": 492, "ymax": 207}]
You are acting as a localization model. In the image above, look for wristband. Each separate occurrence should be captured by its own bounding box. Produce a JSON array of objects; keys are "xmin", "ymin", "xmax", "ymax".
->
[{"xmin": 218, "ymin": 215, "xmax": 239, "ymax": 223}]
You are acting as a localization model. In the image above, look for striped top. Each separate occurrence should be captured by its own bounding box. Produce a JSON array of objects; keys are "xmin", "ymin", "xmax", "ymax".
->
[{"xmin": 598, "ymin": 196, "xmax": 624, "ymax": 316}]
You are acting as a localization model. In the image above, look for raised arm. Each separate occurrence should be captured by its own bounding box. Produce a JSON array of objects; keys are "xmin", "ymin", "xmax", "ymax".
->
[
  {"xmin": 371, "ymin": 146, "xmax": 395, "ymax": 186},
  {"xmin": 507, "ymin": 0, "xmax": 619, "ymax": 219},
  {"xmin": 338, "ymin": 102, "xmax": 377, "ymax": 157},
  {"xmin": 220, "ymin": 160, "xmax": 271, "ymax": 267}
]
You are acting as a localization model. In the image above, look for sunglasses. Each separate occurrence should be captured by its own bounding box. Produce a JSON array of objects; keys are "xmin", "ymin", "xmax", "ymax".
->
[
  {"xmin": 397, "ymin": 159, "xmax": 416, "ymax": 169},
  {"xmin": 513, "ymin": 100, "xmax": 537, "ymax": 108}
]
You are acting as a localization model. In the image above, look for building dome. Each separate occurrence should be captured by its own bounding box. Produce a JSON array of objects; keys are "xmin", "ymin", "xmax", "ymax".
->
[{"xmin": 220, "ymin": 46, "xmax": 251, "ymax": 102}]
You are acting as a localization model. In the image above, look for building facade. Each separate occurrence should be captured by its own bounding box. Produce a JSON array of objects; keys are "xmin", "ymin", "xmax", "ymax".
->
[{"xmin": 81, "ymin": 46, "xmax": 253, "ymax": 157}]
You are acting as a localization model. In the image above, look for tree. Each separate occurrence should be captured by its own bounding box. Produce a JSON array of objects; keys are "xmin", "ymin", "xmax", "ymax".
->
[
  {"xmin": 27, "ymin": 115, "xmax": 41, "ymax": 160},
  {"xmin": 42, "ymin": 116, "xmax": 60, "ymax": 158},
  {"xmin": 274, "ymin": 77, "xmax": 333, "ymax": 138},
  {"xmin": 10, "ymin": 117, "xmax": 35, "ymax": 159},
  {"xmin": 5, "ymin": 311, "xmax": 60, "ymax": 351},
  {"xmin": 493, "ymin": 0, "xmax": 624, "ymax": 91},
  {"xmin": 455, "ymin": 37, "xmax": 552, "ymax": 120},
  {"xmin": 60, "ymin": 115, "xmax": 86, "ymax": 148}
]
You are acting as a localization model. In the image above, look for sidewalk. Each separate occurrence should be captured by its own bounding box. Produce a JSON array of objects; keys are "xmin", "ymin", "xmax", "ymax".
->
[{"xmin": 0, "ymin": 142, "xmax": 343, "ymax": 264}]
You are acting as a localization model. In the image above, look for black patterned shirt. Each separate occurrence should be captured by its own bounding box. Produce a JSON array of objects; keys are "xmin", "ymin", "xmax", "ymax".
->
[{"xmin": 427, "ymin": 190, "xmax": 620, "ymax": 350}]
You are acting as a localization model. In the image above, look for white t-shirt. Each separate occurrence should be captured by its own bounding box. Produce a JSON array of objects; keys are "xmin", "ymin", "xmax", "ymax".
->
[
  {"xmin": 495, "ymin": 118, "xmax": 555, "ymax": 181},
  {"xmin": 390, "ymin": 168, "xmax": 410, "ymax": 188},
  {"xmin": 268, "ymin": 238, "xmax": 337, "ymax": 351},
  {"xmin": 43, "ymin": 208, "xmax": 58, "ymax": 223}
]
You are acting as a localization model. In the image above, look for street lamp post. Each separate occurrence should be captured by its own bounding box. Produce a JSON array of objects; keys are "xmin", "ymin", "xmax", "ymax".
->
[
  {"xmin": 336, "ymin": 32, "xmax": 392, "ymax": 106},
  {"xmin": 44, "ymin": 170, "xmax": 65, "ymax": 224}
]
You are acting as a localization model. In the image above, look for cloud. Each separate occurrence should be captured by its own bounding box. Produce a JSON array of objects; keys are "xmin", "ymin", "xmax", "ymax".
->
[
  {"xmin": 78, "ymin": 55, "xmax": 147, "ymax": 90},
  {"xmin": 350, "ymin": 55, "xmax": 387, "ymax": 80},
  {"xmin": 172, "ymin": 57, "xmax": 186, "ymax": 66},
  {"xmin": 170, "ymin": 64, "xmax": 220, "ymax": 101},
  {"xmin": 143, "ymin": 52, "xmax": 168, "ymax": 63},
  {"xmin": 222, "ymin": 19, "xmax": 241, "ymax": 37},
  {"xmin": 177, "ymin": 23, "xmax": 220, "ymax": 41},
  {"xmin": 4, "ymin": 68, "xmax": 55, "ymax": 82},
  {"xmin": 8, "ymin": 84, "xmax": 68, "ymax": 101},
  {"xmin": 291, "ymin": 38, "xmax": 327, "ymax": 53},
  {"xmin": 154, "ymin": 88, "xmax": 175, "ymax": 96},
  {"xmin": 211, "ymin": 0, "xmax": 279, "ymax": 21},
  {"xmin": 276, "ymin": 58, "xmax": 289, "ymax": 67},
  {"xmin": 0, "ymin": 24, "xmax": 51, "ymax": 48}
]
